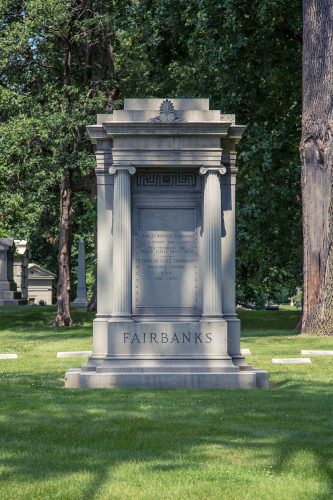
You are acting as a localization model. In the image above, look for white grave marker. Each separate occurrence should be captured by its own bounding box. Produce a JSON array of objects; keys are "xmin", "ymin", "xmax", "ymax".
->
[
  {"xmin": 57, "ymin": 351, "xmax": 92, "ymax": 358},
  {"xmin": 301, "ymin": 350, "xmax": 333, "ymax": 356},
  {"xmin": 272, "ymin": 358, "xmax": 311, "ymax": 364}
]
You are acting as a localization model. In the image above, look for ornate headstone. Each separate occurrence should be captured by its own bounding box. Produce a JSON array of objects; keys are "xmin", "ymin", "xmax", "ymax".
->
[
  {"xmin": 0, "ymin": 238, "xmax": 25, "ymax": 305},
  {"xmin": 65, "ymin": 98, "xmax": 269, "ymax": 389},
  {"xmin": 72, "ymin": 240, "xmax": 89, "ymax": 307}
]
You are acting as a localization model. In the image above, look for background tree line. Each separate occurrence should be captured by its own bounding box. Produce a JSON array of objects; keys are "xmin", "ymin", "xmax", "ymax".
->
[{"xmin": 0, "ymin": 0, "xmax": 302, "ymax": 315}]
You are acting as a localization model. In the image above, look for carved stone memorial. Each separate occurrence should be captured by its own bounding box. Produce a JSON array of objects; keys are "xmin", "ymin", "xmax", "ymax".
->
[
  {"xmin": 0, "ymin": 238, "xmax": 26, "ymax": 305},
  {"xmin": 65, "ymin": 98, "xmax": 269, "ymax": 389}
]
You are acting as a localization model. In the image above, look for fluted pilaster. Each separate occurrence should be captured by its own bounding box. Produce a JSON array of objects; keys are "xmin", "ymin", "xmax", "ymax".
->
[
  {"xmin": 109, "ymin": 166, "xmax": 136, "ymax": 318},
  {"xmin": 199, "ymin": 166, "xmax": 226, "ymax": 318}
]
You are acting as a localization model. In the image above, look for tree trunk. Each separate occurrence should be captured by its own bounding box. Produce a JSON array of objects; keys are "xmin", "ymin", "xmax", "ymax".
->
[
  {"xmin": 301, "ymin": 1, "xmax": 333, "ymax": 335},
  {"xmin": 53, "ymin": 170, "xmax": 74, "ymax": 327},
  {"xmin": 87, "ymin": 225, "xmax": 97, "ymax": 312}
]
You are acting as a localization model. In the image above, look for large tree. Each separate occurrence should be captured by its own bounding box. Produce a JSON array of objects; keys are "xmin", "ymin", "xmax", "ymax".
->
[
  {"xmin": 0, "ymin": 0, "xmax": 151, "ymax": 324},
  {"xmin": 301, "ymin": 1, "xmax": 333, "ymax": 335}
]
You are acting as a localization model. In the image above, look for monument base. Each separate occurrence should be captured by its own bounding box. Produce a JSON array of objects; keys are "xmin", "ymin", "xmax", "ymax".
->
[
  {"xmin": 65, "ymin": 367, "xmax": 269, "ymax": 389},
  {"xmin": 0, "ymin": 289, "xmax": 26, "ymax": 305},
  {"xmin": 72, "ymin": 298, "xmax": 89, "ymax": 307}
]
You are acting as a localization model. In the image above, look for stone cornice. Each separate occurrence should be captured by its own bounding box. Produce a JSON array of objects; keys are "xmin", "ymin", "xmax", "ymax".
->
[{"xmin": 102, "ymin": 121, "xmax": 232, "ymax": 137}]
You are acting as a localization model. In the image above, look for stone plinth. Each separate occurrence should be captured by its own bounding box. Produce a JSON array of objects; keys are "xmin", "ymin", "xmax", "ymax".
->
[{"xmin": 65, "ymin": 98, "xmax": 269, "ymax": 389}]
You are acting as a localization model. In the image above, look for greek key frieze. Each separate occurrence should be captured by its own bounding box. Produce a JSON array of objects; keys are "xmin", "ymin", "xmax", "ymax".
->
[{"xmin": 137, "ymin": 171, "xmax": 196, "ymax": 187}]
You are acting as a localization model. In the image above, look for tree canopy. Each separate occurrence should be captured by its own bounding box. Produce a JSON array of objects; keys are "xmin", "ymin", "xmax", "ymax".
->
[{"xmin": 0, "ymin": 0, "xmax": 303, "ymax": 305}]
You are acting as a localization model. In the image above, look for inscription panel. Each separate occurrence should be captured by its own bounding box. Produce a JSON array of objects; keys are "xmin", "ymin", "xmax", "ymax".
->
[{"xmin": 135, "ymin": 207, "xmax": 198, "ymax": 310}]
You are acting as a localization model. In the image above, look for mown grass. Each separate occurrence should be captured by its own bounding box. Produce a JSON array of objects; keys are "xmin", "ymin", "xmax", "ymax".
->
[{"xmin": 0, "ymin": 306, "xmax": 332, "ymax": 500}]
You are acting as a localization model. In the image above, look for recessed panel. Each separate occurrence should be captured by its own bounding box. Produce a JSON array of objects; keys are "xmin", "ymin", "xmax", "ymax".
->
[{"xmin": 135, "ymin": 207, "xmax": 198, "ymax": 310}]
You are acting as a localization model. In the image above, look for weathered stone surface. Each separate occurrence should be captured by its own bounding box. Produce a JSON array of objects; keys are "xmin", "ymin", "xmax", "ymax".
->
[
  {"xmin": 272, "ymin": 358, "xmax": 312, "ymax": 364},
  {"xmin": 65, "ymin": 98, "xmax": 269, "ymax": 389}
]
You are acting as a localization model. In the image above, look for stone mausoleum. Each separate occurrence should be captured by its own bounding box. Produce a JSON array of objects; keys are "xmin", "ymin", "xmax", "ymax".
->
[{"xmin": 65, "ymin": 98, "xmax": 269, "ymax": 389}]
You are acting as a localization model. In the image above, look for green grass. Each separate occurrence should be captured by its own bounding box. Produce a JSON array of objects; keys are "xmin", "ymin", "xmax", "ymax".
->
[{"xmin": 0, "ymin": 306, "xmax": 333, "ymax": 500}]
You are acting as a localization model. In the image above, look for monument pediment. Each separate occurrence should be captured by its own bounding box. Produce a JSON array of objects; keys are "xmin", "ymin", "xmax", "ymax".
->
[{"xmin": 28, "ymin": 263, "xmax": 55, "ymax": 279}]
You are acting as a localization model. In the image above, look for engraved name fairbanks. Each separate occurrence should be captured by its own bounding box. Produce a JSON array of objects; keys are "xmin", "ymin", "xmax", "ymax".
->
[{"xmin": 123, "ymin": 332, "xmax": 212, "ymax": 344}]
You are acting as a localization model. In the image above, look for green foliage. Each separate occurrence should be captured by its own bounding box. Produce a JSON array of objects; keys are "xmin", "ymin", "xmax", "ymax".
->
[{"xmin": 0, "ymin": 0, "xmax": 303, "ymax": 302}]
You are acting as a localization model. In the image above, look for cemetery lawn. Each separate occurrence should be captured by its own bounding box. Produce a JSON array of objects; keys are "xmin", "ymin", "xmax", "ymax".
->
[{"xmin": 0, "ymin": 307, "xmax": 332, "ymax": 500}]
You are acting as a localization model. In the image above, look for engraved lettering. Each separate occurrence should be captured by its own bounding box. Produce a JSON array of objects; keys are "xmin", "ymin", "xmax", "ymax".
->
[
  {"xmin": 150, "ymin": 333, "xmax": 158, "ymax": 343},
  {"xmin": 161, "ymin": 333, "xmax": 168, "ymax": 343},
  {"xmin": 170, "ymin": 333, "xmax": 180, "ymax": 344},
  {"xmin": 206, "ymin": 333, "xmax": 212, "ymax": 343},
  {"xmin": 131, "ymin": 333, "xmax": 140, "ymax": 343},
  {"xmin": 195, "ymin": 333, "xmax": 203, "ymax": 343}
]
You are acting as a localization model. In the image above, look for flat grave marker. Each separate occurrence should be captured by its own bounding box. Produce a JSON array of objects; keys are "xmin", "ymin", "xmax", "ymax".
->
[
  {"xmin": 301, "ymin": 350, "xmax": 333, "ymax": 356},
  {"xmin": 272, "ymin": 358, "xmax": 311, "ymax": 364},
  {"xmin": 57, "ymin": 351, "xmax": 92, "ymax": 358},
  {"xmin": 0, "ymin": 353, "xmax": 18, "ymax": 359}
]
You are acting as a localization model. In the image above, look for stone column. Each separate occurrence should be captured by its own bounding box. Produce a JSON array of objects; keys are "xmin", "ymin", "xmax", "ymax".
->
[
  {"xmin": 109, "ymin": 166, "xmax": 136, "ymax": 319},
  {"xmin": 221, "ymin": 152, "xmax": 244, "ymax": 365},
  {"xmin": 88, "ymin": 141, "xmax": 114, "ymax": 365},
  {"xmin": 199, "ymin": 166, "xmax": 226, "ymax": 318},
  {"xmin": 72, "ymin": 240, "xmax": 88, "ymax": 307}
]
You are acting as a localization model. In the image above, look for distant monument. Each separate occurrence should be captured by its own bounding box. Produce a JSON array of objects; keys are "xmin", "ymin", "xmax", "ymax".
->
[
  {"xmin": 0, "ymin": 238, "xmax": 26, "ymax": 305},
  {"xmin": 28, "ymin": 263, "xmax": 55, "ymax": 305},
  {"xmin": 65, "ymin": 98, "xmax": 269, "ymax": 389},
  {"xmin": 13, "ymin": 240, "xmax": 30, "ymax": 301},
  {"xmin": 72, "ymin": 239, "xmax": 89, "ymax": 307}
]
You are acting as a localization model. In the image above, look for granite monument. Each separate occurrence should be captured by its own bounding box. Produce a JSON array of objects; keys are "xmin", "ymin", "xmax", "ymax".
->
[
  {"xmin": 0, "ymin": 238, "xmax": 26, "ymax": 305},
  {"xmin": 65, "ymin": 98, "xmax": 269, "ymax": 389}
]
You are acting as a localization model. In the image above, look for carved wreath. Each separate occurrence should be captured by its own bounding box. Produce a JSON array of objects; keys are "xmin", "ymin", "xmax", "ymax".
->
[{"xmin": 150, "ymin": 99, "xmax": 184, "ymax": 122}]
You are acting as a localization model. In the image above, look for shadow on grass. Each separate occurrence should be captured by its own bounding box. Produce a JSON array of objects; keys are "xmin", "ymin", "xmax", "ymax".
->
[
  {"xmin": 238, "ymin": 309, "xmax": 302, "ymax": 338},
  {"xmin": 0, "ymin": 306, "xmax": 94, "ymax": 330},
  {"xmin": 0, "ymin": 373, "xmax": 332, "ymax": 499}
]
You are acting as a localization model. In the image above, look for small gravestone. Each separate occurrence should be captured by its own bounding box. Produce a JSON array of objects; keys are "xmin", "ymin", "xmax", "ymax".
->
[
  {"xmin": 301, "ymin": 350, "xmax": 333, "ymax": 356},
  {"xmin": 65, "ymin": 98, "xmax": 269, "ymax": 389},
  {"xmin": 0, "ymin": 354, "xmax": 17, "ymax": 359},
  {"xmin": 272, "ymin": 358, "xmax": 311, "ymax": 364},
  {"xmin": 241, "ymin": 348, "xmax": 252, "ymax": 355},
  {"xmin": 72, "ymin": 240, "xmax": 89, "ymax": 307}
]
